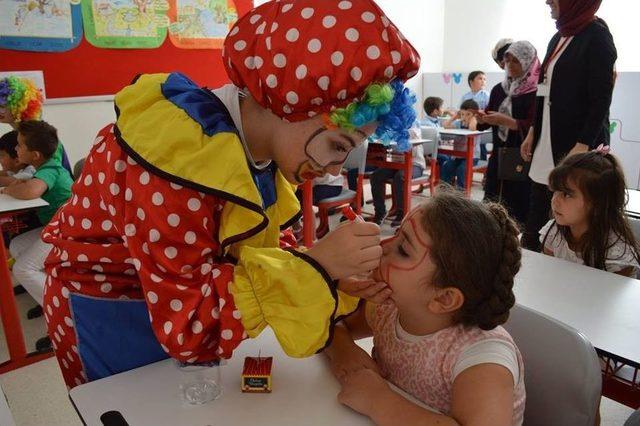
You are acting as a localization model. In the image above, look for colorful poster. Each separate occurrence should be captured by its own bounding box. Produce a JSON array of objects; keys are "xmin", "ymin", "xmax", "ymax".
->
[
  {"xmin": 0, "ymin": 0, "xmax": 82, "ymax": 52},
  {"xmin": 168, "ymin": 0, "xmax": 237, "ymax": 49},
  {"xmin": 81, "ymin": 0, "xmax": 168, "ymax": 48}
]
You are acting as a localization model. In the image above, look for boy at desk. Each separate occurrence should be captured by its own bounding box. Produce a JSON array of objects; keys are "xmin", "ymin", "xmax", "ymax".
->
[
  {"xmin": 440, "ymin": 99, "xmax": 480, "ymax": 188},
  {"xmin": 1, "ymin": 121, "xmax": 72, "ymax": 340}
]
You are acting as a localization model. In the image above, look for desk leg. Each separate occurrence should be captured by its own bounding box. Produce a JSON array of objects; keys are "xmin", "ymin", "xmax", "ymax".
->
[
  {"xmin": 403, "ymin": 150, "xmax": 412, "ymax": 218},
  {"xmin": 0, "ymin": 235, "xmax": 27, "ymax": 361},
  {"xmin": 464, "ymin": 136, "xmax": 474, "ymax": 197},
  {"xmin": 302, "ymin": 180, "xmax": 315, "ymax": 247}
]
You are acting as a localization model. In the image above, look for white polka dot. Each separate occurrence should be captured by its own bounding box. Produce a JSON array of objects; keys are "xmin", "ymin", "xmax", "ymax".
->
[
  {"xmin": 211, "ymin": 307, "xmax": 220, "ymax": 319},
  {"xmin": 52, "ymin": 296, "xmax": 60, "ymax": 307},
  {"xmin": 317, "ymin": 76, "xmax": 330, "ymax": 91},
  {"xmin": 281, "ymin": 3, "xmax": 293, "ymax": 12},
  {"xmin": 62, "ymin": 359, "xmax": 68, "ymax": 369},
  {"xmin": 382, "ymin": 16, "xmax": 390, "ymax": 27},
  {"xmin": 211, "ymin": 268, "xmax": 221, "ymax": 279},
  {"xmin": 331, "ymin": 51, "xmax": 344, "ymax": 66},
  {"xmin": 152, "ymin": 192, "xmax": 164, "ymax": 206},
  {"xmin": 96, "ymin": 142, "xmax": 106, "ymax": 153},
  {"xmin": 124, "ymin": 188, "xmax": 132, "ymax": 201},
  {"xmin": 61, "ymin": 287, "xmax": 70, "ymax": 299},
  {"xmin": 184, "ymin": 231, "xmax": 196, "ymax": 245},
  {"xmin": 187, "ymin": 198, "xmax": 201, "ymax": 211},
  {"xmin": 83, "ymin": 175, "xmax": 92, "ymax": 186},
  {"xmin": 169, "ymin": 182, "xmax": 182, "ymax": 190},
  {"xmin": 114, "ymin": 160, "xmax": 127, "ymax": 172},
  {"xmin": 201, "ymin": 284, "xmax": 212, "ymax": 297},
  {"xmin": 139, "ymin": 171, "xmax": 150, "ymax": 185},
  {"xmin": 232, "ymin": 309, "xmax": 242, "ymax": 320},
  {"xmin": 149, "ymin": 229, "xmax": 160, "ymax": 242},
  {"xmin": 47, "ymin": 305, "xmax": 53, "ymax": 315},
  {"xmin": 265, "ymin": 74, "xmax": 278, "ymax": 89},
  {"xmin": 165, "ymin": 247, "xmax": 177, "ymax": 259},
  {"xmin": 345, "ymin": 28, "xmax": 359, "ymax": 42},
  {"xmin": 229, "ymin": 26, "xmax": 239, "ymax": 36},
  {"xmin": 301, "ymin": 7, "xmax": 314, "ymax": 18},
  {"xmin": 107, "ymin": 183, "xmax": 119, "ymax": 196},
  {"xmin": 367, "ymin": 45, "xmax": 381, "ymax": 60},
  {"xmin": 64, "ymin": 316, "xmax": 74, "ymax": 327},
  {"xmin": 127, "ymin": 157, "xmax": 137, "ymax": 166},
  {"xmin": 234, "ymin": 40, "xmax": 246, "ymax": 51},
  {"xmin": 176, "ymin": 333, "xmax": 184, "ymax": 345},
  {"xmin": 361, "ymin": 11, "xmax": 376, "ymax": 23},
  {"xmin": 57, "ymin": 324, "xmax": 65, "ymax": 336},
  {"xmin": 407, "ymin": 69, "xmax": 418, "ymax": 78},
  {"xmin": 384, "ymin": 66, "xmax": 394, "ymax": 78},
  {"xmin": 284, "ymin": 92, "xmax": 300, "ymax": 107},
  {"xmin": 100, "ymin": 283, "xmax": 112, "ymax": 293},
  {"xmin": 294, "ymin": 64, "xmax": 308, "ymax": 80},
  {"xmin": 124, "ymin": 223, "xmax": 136, "ymax": 237},
  {"xmin": 255, "ymin": 21, "xmax": 266, "ymax": 34},
  {"xmin": 286, "ymin": 28, "xmax": 299, "ymax": 42},
  {"xmin": 307, "ymin": 38, "xmax": 321, "ymax": 53},
  {"xmin": 150, "ymin": 273, "xmax": 162, "ymax": 283},
  {"xmin": 265, "ymin": 36, "xmax": 272, "ymax": 50},
  {"xmin": 323, "ymin": 15, "xmax": 336, "ymax": 28},
  {"xmin": 200, "ymin": 263, "xmax": 212, "ymax": 275},
  {"xmin": 244, "ymin": 56, "xmax": 257, "ymax": 70},
  {"xmin": 381, "ymin": 29, "xmax": 389, "ymax": 42},
  {"xmin": 270, "ymin": 22, "xmax": 278, "ymax": 32},
  {"xmin": 391, "ymin": 51, "xmax": 401, "ymax": 65},
  {"xmin": 221, "ymin": 329, "xmax": 233, "ymax": 340},
  {"xmin": 167, "ymin": 214, "xmax": 180, "ymax": 227},
  {"xmin": 147, "ymin": 291, "xmax": 158, "ymax": 304},
  {"xmin": 249, "ymin": 13, "xmax": 261, "ymax": 24},
  {"xmin": 91, "ymin": 265, "xmax": 103, "ymax": 273},
  {"xmin": 170, "ymin": 299, "xmax": 183, "ymax": 312},
  {"xmin": 108, "ymin": 205, "xmax": 116, "ymax": 216},
  {"xmin": 94, "ymin": 135, "xmax": 104, "ymax": 145},
  {"xmin": 253, "ymin": 56, "xmax": 264, "ymax": 69},
  {"xmin": 136, "ymin": 208, "xmax": 146, "ymax": 221},
  {"xmin": 338, "ymin": 0, "xmax": 352, "ymax": 9},
  {"xmin": 192, "ymin": 321, "xmax": 203, "ymax": 334},
  {"xmin": 132, "ymin": 258, "xmax": 141, "ymax": 271},
  {"xmin": 350, "ymin": 67, "xmax": 363, "ymax": 81},
  {"xmin": 337, "ymin": 89, "xmax": 347, "ymax": 100},
  {"xmin": 81, "ymin": 219, "xmax": 92, "ymax": 230},
  {"xmin": 60, "ymin": 250, "xmax": 68, "ymax": 261},
  {"xmin": 283, "ymin": 104, "xmax": 292, "ymax": 114},
  {"xmin": 163, "ymin": 321, "xmax": 173, "ymax": 335},
  {"xmin": 273, "ymin": 53, "xmax": 286, "ymax": 68},
  {"xmin": 219, "ymin": 298, "xmax": 226, "ymax": 309}
]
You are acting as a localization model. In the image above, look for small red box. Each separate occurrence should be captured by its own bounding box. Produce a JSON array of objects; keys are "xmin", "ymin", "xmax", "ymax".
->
[{"xmin": 241, "ymin": 356, "xmax": 273, "ymax": 393}]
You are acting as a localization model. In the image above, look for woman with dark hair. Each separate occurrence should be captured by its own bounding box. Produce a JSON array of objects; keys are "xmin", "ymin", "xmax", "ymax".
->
[
  {"xmin": 479, "ymin": 41, "xmax": 540, "ymax": 225},
  {"xmin": 520, "ymin": 0, "xmax": 617, "ymax": 250}
]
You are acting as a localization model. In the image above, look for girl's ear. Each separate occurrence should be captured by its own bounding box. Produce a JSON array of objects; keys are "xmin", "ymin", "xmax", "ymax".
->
[{"xmin": 427, "ymin": 287, "xmax": 464, "ymax": 315}]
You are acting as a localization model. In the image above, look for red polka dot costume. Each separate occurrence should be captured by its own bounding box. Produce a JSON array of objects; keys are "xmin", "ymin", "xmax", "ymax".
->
[{"xmin": 42, "ymin": 0, "xmax": 420, "ymax": 390}]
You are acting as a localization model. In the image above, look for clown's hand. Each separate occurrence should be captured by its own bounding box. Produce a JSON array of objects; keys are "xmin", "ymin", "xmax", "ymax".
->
[
  {"xmin": 306, "ymin": 222, "xmax": 382, "ymax": 280},
  {"xmin": 338, "ymin": 275, "xmax": 391, "ymax": 305}
]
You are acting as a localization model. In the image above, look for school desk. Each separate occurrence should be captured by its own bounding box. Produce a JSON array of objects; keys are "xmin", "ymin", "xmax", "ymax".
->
[{"xmin": 437, "ymin": 129, "xmax": 491, "ymax": 196}]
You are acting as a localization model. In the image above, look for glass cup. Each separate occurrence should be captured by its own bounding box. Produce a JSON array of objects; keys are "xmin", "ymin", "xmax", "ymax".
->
[{"xmin": 176, "ymin": 360, "xmax": 223, "ymax": 405}]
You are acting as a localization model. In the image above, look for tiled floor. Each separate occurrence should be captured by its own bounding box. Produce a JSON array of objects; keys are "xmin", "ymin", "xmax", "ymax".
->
[{"xmin": 0, "ymin": 180, "xmax": 635, "ymax": 425}]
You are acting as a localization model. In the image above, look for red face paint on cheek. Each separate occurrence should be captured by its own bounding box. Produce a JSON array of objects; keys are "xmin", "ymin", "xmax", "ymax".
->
[{"xmin": 383, "ymin": 214, "xmax": 431, "ymax": 287}]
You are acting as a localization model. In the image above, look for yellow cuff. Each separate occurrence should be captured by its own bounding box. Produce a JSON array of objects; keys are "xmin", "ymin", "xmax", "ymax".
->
[{"xmin": 231, "ymin": 247, "xmax": 359, "ymax": 357}]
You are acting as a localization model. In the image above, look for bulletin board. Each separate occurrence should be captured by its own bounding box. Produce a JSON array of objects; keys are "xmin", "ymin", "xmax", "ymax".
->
[{"xmin": 0, "ymin": 0, "xmax": 253, "ymax": 99}]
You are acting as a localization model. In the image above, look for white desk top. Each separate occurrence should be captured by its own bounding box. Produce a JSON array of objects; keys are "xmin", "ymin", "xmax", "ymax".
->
[
  {"xmin": 70, "ymin": 328, "xmax": 378, "ymax": 426},
  {"xmin": 0, "ymin": 384, "xmax": 16, "ymax": 426},
  {"xmin": 437, "ymin": 129, "xmax": 491, "ymax": 136},
  {"xmin": 0, "ymin": 193, "xmax": 48, "ymax": 214},
  {"xmin": 627, "ymin": 189, "xmax": 640, "ymax": 218},
  {"xmin": 515, "ymin": 250, "xmax": 640, "ymax": 365}
]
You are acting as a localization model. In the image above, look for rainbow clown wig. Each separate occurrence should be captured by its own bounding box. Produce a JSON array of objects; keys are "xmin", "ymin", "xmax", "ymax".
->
[{"xmin": 0, "ymin": 76, "xmax": 44, "ymax": 122}]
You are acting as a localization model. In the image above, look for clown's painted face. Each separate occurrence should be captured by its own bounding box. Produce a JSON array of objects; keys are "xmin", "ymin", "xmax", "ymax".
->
[
  {"xmin": 274, "ymin": 115, "xmax": 376, "ymax": 185},
  {"xmin": 372, "ymin": 207, "xmax": 437, "ymax": 308}
]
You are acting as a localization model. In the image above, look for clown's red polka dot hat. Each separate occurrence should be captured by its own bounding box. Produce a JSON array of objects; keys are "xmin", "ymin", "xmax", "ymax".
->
[{"xmin": 223, "ymin": 0, "xmax": 420, "ymax": 134}]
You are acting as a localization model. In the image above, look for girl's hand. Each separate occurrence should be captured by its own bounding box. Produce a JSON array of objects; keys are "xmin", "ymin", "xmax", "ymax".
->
[
  {"xmin": 338, "ymin": 275, "xmax": 392, "ymax": 305},
  {"xmin": 329, "ymin": 343, "xmax": 383, "ymax": 382},
  {"xmin": 338, "ymin": 368, "xmax": 391, "ymax": 415},
  {"xmin": 520, "ymin": 128, "xmax": 534, "ymax": 161},
  {"xmin": 306, "ymin": 222, "xmax": 382, "ymax": 280}
]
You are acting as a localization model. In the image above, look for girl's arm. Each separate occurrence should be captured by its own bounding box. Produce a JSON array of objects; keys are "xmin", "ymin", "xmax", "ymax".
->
[
  {"xmin": 339, "ymin": 363, "xmax": 514, "ymax": 426},
  {"xmin": 324, "ymin": 303, "xmax": 379, "ymax": 379}
]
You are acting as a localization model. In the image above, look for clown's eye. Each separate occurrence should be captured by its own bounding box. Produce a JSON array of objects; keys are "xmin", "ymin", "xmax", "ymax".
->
[{"xmin": 333, "ymin": 141, "xmax": 348, "ymax": 153}]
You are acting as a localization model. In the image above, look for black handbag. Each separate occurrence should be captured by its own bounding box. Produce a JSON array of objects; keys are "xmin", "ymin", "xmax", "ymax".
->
[{"xmin": 497, "ymin": 147, "xmax": 530, "ymax": 182}]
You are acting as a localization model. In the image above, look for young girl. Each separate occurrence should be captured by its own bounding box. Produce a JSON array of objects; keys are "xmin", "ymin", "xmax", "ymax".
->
[
  {"xmin": 541, "ymin": 150, "xmax": 640, "ymax": 278},
  {"xmin": 325, "ymin": 191, "xmax": 526, "ymax": 425}
]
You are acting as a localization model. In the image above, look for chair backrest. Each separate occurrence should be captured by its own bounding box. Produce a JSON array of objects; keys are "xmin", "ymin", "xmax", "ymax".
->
[
  {"xmin": 502, "ymin": 304, "xmax": 601, "ymax": 426},
  {"xmin": 629, "ymin": 216, "xmax": 640, "ymax": 241},
  {"xmin": 342, "ymin": 139, "xmax": 369, "ymax": 174},
  {"xmin": 420, "ymin": 126, "xmax": 439, "ymax": 158}
]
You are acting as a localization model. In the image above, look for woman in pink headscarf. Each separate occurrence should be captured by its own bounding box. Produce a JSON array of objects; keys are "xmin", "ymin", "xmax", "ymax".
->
[
  {"xmin": 520, "ymin": 0, "xmax": 617, "ymax": 250},
  {"xmin": 478, "ymin": 40, "xmax": 540, "ymax": 225}
]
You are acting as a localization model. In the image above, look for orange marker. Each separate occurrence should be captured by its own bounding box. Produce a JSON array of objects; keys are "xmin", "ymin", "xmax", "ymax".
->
[{"xmin": 342, "ymin": 206, "xmax": 364, "ymax": 223}]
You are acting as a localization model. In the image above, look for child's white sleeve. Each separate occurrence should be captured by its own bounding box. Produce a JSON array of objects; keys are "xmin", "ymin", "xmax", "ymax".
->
[
  {"xmin": 12, "ymin": 165, "xmax": 37, "ymax": 180},
  {"xmin": 452, "ymin": 339, "xmax": 520, "ymax": 388}
]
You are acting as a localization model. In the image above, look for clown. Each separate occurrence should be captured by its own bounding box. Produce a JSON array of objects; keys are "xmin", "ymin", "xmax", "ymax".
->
[
  {"xmin": 0, "ymin": 76, "xmax": 73, "ymax": 177},
  {"xmin": 42, "ymin": 0, "xmax": 421, "ymax": 389}
]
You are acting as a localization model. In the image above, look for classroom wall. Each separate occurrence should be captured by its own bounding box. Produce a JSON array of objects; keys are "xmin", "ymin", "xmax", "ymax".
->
[{"xmin": 442, "ymin": 0, "xmax": 640, "ymax": 72}]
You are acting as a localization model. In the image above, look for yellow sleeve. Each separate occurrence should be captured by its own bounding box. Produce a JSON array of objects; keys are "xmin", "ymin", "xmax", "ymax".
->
[{"xmin": 230, "ymin": 247, "xmax": 359, "ymax": 358}]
